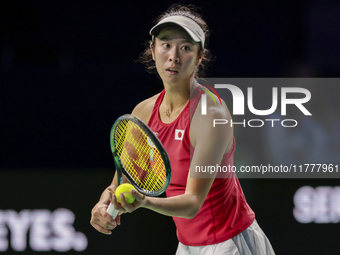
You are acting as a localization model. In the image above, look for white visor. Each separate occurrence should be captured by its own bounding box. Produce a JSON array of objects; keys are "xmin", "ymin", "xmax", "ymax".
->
[{"xmin": 149, "ymin": 16, "xmax": 205, "ymax": 48}]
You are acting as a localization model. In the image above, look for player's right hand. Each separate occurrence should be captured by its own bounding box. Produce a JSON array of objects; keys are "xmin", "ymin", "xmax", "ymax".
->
[{"xmin": 90, "ymin": 194, "xmax": 121, "ymax": 235}]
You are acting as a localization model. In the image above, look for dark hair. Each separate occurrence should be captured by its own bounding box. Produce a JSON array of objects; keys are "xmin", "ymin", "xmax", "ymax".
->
[{"xmin": 138, "ymin": 4, "xmax": 214, "ymax": 78}]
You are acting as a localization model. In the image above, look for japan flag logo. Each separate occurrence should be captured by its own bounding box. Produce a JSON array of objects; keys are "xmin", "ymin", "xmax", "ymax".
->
[{"xmin": 175, "ymin": 129, "xmax": 185, "ymax": 140}]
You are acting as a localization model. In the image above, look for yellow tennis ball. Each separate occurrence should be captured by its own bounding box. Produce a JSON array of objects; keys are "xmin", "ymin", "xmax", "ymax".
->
[{"xmin": 115, "ymin": 183, "xmax": 136, "ymax": 204}]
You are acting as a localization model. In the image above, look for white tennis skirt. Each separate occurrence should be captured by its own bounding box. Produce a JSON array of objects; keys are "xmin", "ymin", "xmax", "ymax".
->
[{"xmin": 175, "ymin": 219, "xmax": 275, "ymax": 255}]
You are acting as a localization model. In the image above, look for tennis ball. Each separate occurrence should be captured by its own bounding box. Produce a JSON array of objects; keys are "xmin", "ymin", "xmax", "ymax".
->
[{"xmin": 115, "ymin": 183, "xmax": 136, "ymax": 204}]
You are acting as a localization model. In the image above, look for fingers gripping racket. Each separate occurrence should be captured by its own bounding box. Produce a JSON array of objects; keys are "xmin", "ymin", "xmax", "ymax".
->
[{"xmin": 107, "ymin": 114, "xmax": 172, "ymax": 218}]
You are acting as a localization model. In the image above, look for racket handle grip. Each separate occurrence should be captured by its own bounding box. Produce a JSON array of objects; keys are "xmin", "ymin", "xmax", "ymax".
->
[{"xmin": 107, "ymin": 203, "xmax": 119, "ymax": 219}]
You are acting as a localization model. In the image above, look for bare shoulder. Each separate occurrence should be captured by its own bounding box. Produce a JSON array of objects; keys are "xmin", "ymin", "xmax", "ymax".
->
[
  {"xmin": 131, "ymin": 93, "xmax": 160, "ymax": 124},
  {"xmin": 191, "ymin": 91, "xmax": 231, "ymax": 126},
  {"xmin": 190, "ymin": 93, "xmax": 233, "ymax": 153}
]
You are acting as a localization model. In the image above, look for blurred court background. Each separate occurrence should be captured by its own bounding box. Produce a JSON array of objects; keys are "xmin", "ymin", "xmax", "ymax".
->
[{"xmin": 1, "ymin": 0, "xmax": 339, "ymax": 254}]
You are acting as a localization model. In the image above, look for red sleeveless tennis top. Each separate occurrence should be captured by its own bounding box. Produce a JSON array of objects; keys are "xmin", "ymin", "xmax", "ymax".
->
[{"xmin": 147, "ymin": 86, "xmax": 255, "ymax": 246}]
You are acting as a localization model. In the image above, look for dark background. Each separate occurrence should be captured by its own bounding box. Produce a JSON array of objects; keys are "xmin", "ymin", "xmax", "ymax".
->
[{"xmin": 1, "ymin": 0, "xmax": 339, "ymax": 254}]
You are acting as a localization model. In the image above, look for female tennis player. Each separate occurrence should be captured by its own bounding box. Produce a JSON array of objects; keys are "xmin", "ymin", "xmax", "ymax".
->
[{"xmin": 91, "ymin": 4, "xmax": 275, "ymax": 254}]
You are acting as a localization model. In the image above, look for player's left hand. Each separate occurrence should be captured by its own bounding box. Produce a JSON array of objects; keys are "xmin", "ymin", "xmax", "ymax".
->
[{"xmin": 110, "ymin": 188, "xmax": 146, "ymax": 214}]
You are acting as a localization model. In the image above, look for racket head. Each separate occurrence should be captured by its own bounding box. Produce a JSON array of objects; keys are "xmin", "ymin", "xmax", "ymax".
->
[{"xmin": 110, "ymin": 114, "xmax": 171, "ymax": 196}]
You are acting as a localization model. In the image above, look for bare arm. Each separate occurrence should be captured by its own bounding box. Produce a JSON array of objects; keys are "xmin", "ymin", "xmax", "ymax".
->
[{"xmin": 90, "ymin": 171, "xmax": 130, "ymax": 234}]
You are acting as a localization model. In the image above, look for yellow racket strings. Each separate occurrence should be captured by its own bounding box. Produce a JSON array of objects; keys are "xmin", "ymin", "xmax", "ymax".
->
[{"xmin": 114, "ymin": 119, "xmax": 166, "ymax": 192}]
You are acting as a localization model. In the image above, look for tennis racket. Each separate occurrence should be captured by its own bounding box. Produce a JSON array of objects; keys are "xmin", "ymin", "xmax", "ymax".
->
[{"xmin": 107, "ymin": 114, "xmax": 172, "ymax": 218}]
